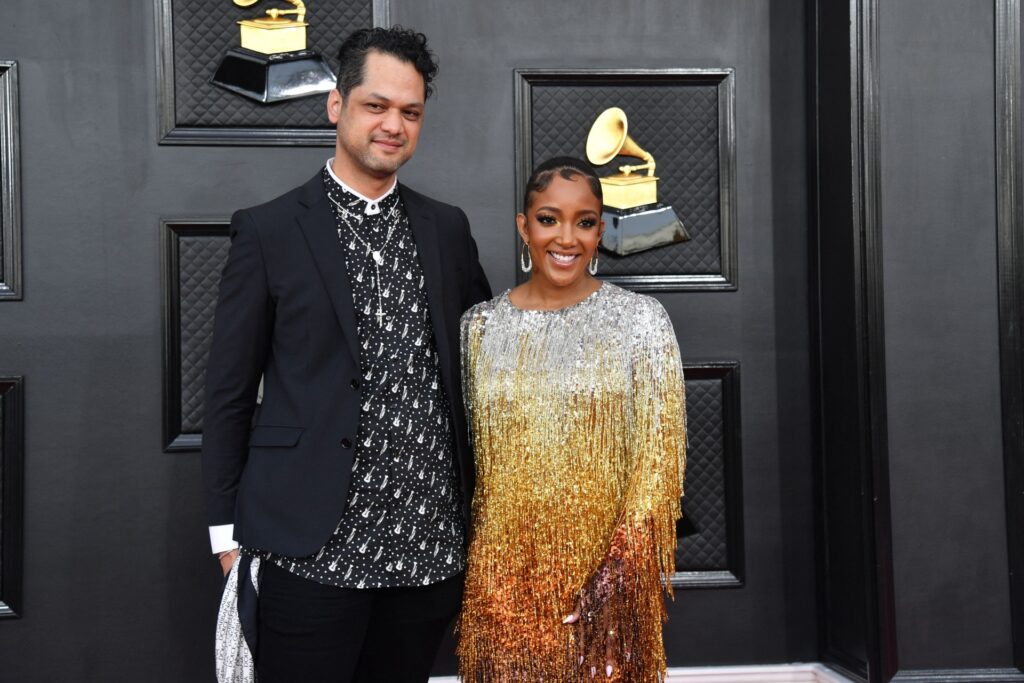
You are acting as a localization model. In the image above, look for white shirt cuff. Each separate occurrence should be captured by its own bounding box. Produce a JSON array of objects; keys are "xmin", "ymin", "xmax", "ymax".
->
[{"xmin": 209, "ymin": 524, "xmax": 238, "ymax": 554}]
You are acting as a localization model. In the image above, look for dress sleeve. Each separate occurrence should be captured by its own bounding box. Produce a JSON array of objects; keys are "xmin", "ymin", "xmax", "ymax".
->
[
  {"xmin": 616, "ymin": 301, "xmax": 686, "ymax": 590},
  {"xmin": 574, "ymin": 301, "xmax": 686, "ymax": 678}
]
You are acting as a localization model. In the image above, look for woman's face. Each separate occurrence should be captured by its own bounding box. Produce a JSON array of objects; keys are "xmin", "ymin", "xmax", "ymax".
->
[{"xmin": 517, "ymin": 174, "xmax": 604, "ymax": 291}]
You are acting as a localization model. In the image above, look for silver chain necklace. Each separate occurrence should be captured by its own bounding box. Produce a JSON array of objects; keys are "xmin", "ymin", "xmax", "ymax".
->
[{"xmin": 328, "ymin": 193, "xmax": 399, "ymax": 327}]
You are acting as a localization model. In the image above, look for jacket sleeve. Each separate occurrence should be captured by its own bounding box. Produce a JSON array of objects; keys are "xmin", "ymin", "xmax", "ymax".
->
[
  {"xmin": 201, "ymin": 209, "xmax": 273, "ymax": 531},
  {"xmin": 458, "ymin": 208, "xmax": 492, "ymax": 311}
]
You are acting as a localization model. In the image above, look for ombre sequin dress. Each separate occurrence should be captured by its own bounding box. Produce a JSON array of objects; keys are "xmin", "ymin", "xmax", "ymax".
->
[{"xmin": 457, "ymin": 283, "xmax": 687, "ymax": 682}]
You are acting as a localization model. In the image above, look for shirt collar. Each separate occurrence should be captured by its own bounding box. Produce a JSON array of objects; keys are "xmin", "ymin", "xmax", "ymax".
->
[{"xmin": 325, "ymin": 159, "xmax": 397, "ymax": 216}]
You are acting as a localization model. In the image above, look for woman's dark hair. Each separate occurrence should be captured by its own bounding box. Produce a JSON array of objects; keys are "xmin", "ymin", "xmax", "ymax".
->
[
  {"xmin": 336, "ymin": 26, "xmax": 439, "ymax": 99},
  {"xmin": 522, "ymin": 157, "xmax": 603, "ymax": 211}
]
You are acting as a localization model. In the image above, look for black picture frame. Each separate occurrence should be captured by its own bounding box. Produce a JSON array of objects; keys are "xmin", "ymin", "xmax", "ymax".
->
[
  {"xmin": 161, "ymin": 220, "xmax": 231, "ymax": 451},
  {"xmin": 0, "ymin": 61, "xmax": 21, "ymax": 301},
  {"xmin": 0, "ymin": 376, "xmax": 24, "ymax": 618},
  {"xmin": 514, "ymin": 68, "xmax": 737, "ymax": 292},
  {"xmin": 670, "ymin": 362, "xmax": 744, "ymax": 589},
  {"xmin": 155, "ymin": 0, "xmax": 391, "ymax": 146}
]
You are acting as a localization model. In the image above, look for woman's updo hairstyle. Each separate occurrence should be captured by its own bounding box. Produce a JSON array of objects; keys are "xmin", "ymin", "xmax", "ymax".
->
[{"xmin": 522, "ymin": 156, "xmax": 603, "ymax": 211}]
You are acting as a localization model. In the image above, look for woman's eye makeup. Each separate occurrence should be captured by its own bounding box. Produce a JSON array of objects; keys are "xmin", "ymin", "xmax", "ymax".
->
[{"xmin": 533, "ymin": 212, "xmax": 599, "ymax": 228}]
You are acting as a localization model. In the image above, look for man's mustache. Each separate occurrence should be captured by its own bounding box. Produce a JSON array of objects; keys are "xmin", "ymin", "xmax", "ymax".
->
[{"xmin": 371, "ymin": 136, "xmax": 406, "ymax": 147}]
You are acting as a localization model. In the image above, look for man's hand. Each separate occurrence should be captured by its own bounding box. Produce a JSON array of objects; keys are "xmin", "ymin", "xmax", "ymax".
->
[{"xmin": 219, "ymin": 549, "xmax": 240, "ymax": 577}]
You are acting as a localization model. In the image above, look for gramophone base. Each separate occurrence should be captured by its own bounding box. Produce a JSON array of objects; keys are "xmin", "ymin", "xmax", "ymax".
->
[
  {"xmin": 599, "ymin": 174, "xmax": 659, "ymax": 210},
  {"xmin": 211, "ymin": 48, "xmax": 336, "ymax": 104},
  {"xmin": 600, "ymin": 204, "xmax": 690, "ymax": 256}
]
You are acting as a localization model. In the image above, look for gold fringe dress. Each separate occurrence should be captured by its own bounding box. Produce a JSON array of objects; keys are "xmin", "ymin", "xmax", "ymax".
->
[{"xmin": 457, "ymin": 283, "xmax": 686, "ymax": 682}]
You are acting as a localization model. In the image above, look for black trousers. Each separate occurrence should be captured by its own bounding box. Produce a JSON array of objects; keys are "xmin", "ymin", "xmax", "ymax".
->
[{"xmin": 257, "ymin": 561, "xmax": 463, "ymax": 683}]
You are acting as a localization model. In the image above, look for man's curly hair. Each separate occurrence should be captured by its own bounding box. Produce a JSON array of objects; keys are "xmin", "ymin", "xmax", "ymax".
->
[{"xmin": 335, "ymin": 26, "xmax": 439, "ymax": 99}]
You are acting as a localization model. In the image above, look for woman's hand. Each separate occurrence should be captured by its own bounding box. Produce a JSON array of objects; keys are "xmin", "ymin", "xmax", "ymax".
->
[
  {"xmin": 562, "ymin": 556, "xmax": 623, "ymax": 679},
  {"xmin": 219, "ymin": 548, "xmax": 240, "ymax": 577}
]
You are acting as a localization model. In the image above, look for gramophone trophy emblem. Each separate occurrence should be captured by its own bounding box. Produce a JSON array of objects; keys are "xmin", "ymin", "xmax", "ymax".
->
[
  {"xmin": 586, "ymin": 107, "xmax": 690, "ymax": 256},
  {"xmin": 211, "ymin": 0, "xmax": 336, "ymax": 104}
]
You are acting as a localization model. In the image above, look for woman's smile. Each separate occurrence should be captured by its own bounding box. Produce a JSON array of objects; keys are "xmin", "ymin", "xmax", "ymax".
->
[{"xmin": 548, "ymin": 250, "xmax": 581, "ymax": 266}]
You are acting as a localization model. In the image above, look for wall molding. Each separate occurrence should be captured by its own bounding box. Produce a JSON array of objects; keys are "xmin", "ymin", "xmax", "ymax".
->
[
  {"xmin": 670, "ymin": 361, "xmax": 744, "ymax": 589},
  {"xmin": 154, "ymin": 0, "xmax": 391, "ymax": 145},
  {"xmin": 994, "ymin": 0, "xmax": 1024, "ymax": 670},
  {"xmin": 161, "ymin": 219, "xmax": 230, "ymax": 451},
  {"xmin": 0, "ymin": 60, "xmax": 21, "ymax": 300},
  {"xmin": 0, "ymin": 376, "xmax": 24, "ymax": 618},
  {"xmin": 853, "ymin": 1, "xmax": 900, "ymax": 678},
  {"xmin": 512, "ymin": 67, "xmax": 738, "ymax": 292},
  {"xmin": 431, "ymin": 663, "xmax": 853, "ymax": 683},
  {"xmin": 892, "ymin": 670, "xmax": 1024, "ymax": 683},
  {"xmin": 809, "ymin": 0, "xmax": 897, "ymax": 679}
]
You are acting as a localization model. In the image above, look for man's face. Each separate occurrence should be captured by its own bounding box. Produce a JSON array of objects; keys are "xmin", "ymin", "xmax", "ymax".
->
[{"xmin": 328, "ymin": 51, "xmax": 426, "ymax": 183}]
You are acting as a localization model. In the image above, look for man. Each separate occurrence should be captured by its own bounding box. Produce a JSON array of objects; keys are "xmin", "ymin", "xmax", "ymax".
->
[{"xmin": 202, "ymin": 26, "xmax": 491, "ymax": 682}]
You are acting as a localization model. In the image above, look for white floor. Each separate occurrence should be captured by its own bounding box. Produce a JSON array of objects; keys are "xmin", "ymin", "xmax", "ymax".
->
[{"xmin": 431, "ymin": 663, "xmax": 854, "ymax": 682}]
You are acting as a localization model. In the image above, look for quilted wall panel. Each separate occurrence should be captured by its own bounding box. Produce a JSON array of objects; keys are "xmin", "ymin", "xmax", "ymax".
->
[
  {"xmin": 0, "ymin": 160, "xmax": 5, "ymax": 279},
  {"xmin": 0, "ymin": 388, "xmax": 6, "ymax": 583},
  {"xmin": 0, "ymin": 387, "xmax": 5, "ymax": 602},
  {"xmin": 178, "ymin": 234, "xmax": 231, "ymax": 433},
  {"xmin": 170, "ymin": 0, "xmax": 373, "ymax": 129},
  {"xmin": 678, "ymin": 374, "xmax": 729, "ymax": 570},
  {"xmin": 0, "ymin": 390, "xmax": 5, "ymax": 479}
]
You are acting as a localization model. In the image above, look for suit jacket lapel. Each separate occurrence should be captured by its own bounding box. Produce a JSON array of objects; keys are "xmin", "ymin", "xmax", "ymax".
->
[
  {"xmin": 400, "ymin": 184, "xmax": 454, "ymax": 394},
  {"xmin": 295, "ymin": 173, "xmax": 360, "ymax": 367}
]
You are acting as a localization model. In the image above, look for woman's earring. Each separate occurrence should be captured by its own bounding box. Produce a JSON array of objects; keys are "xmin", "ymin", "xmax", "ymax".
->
[
  {"xmin": 588, "ymin": 252, "xmax": 599, "ymax": 275},
  {"xmin": 521, "ymin": 243, "xmax": 533, "ymax": 273}
]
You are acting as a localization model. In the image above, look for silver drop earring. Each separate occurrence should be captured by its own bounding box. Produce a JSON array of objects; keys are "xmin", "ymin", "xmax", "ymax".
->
[
  {"xmin": 588, "ymin": 253, "xmax": 599, "ymax": 275},
  {"xmin": 521, "ymin": 243, "xmax": 533, "ymax": 273}
]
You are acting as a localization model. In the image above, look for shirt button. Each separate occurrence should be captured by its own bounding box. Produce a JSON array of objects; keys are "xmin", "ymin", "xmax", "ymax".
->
[
  {"xmin": 341, "ymin": 438, "xmax": 352, "ymax": 449},
  {"xmin": 350, "ymin": 379, "xmax": 360, "ymax": 390}
]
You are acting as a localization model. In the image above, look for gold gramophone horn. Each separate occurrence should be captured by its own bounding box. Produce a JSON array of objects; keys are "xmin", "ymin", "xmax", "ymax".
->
[{"xmin": 585, "ymin": 107, "xmax": 656, "ymax": 177}]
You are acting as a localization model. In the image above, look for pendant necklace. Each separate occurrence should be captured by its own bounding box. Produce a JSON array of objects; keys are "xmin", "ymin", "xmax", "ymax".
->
[{"xmin": 328, "ymin": 194, "xmax": 399, "ymax": 327}]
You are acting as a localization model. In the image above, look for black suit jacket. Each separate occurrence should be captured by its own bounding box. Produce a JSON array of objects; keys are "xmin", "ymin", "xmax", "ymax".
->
[{"xmin": 202, "ymin": 172, "xmax": 491, "ymax": 558}]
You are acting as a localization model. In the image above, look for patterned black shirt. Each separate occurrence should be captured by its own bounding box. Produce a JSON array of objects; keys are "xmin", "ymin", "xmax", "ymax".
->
[{"xmin": 268, "ymin": 166, "xmax": 465, "ymax": 588}]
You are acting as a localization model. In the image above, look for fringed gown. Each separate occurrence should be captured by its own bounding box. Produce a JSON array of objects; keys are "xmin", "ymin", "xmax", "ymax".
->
[{"xmin": 457, "ymin": 283, "xmax": 687, "ymax": 682}]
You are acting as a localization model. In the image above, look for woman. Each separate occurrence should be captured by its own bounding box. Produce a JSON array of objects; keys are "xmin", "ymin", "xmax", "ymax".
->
[{"xmin": 457, "ymin": 157, "xmax": 687, "ymax": 681}]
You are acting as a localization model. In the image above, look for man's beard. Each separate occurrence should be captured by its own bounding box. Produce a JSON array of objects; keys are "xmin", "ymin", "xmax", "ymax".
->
[
  {"xmin": 344, "ymin": 133, "xmax": 411, "ymax": 175},
  {"xmin": 358, "ymin": 147, "xmax": 407, "ymax": 174}
]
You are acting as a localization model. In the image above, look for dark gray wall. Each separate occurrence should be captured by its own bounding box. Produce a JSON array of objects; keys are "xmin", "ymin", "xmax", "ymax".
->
[
  {"xmin": 879, "ymin": 0, "xmax": 1015, "ymax": 670},
  {"xmin": 0, "ymin": 1, "xmax": 816, "ymax": 680}
]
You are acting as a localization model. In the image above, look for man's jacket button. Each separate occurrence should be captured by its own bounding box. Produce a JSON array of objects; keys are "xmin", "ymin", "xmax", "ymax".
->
[
  {"xmin": 341, "ymin": 438, "xmax": 352, "ymax": 449},
  {"xmin": 350, "ymin": 379, "xmax": 360, "ymax": 390}
]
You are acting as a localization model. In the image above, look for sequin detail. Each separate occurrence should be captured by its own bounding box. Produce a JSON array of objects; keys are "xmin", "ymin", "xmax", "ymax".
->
[{"xmin": 456, "ymin": 283, "xmax": 687, "ymax": 682}]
